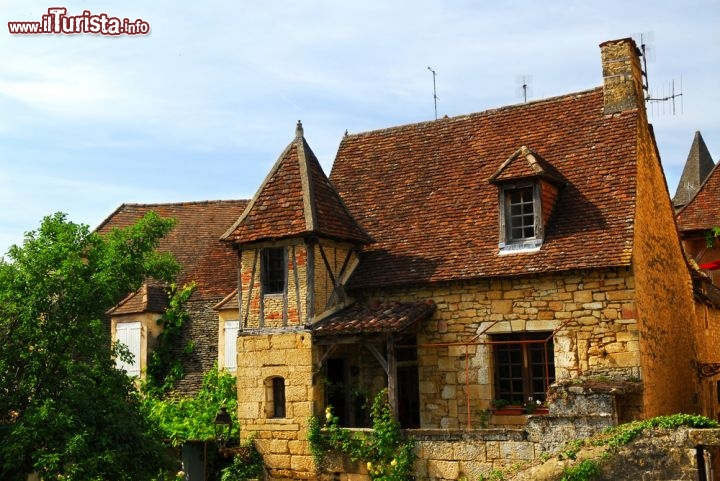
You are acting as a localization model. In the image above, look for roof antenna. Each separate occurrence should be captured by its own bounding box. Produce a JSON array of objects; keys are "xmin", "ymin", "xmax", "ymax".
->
[
  {"xmin": 637, "ymin": 32, "xmax": 684, "ymax": 116},
  {"xmin": 427, "ymin": 66, "xmax": 439, "ymax": 120},
  {"xmin": 516, "ymin": 75, "xmax": 533, "ymax": 103}
]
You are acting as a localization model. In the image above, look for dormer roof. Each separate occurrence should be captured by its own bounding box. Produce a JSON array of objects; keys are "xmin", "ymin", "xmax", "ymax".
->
[
  {"xmin": 489, "ymin": 146, "xmax": 565, "ymax": 185},
  {"xmin": 221, "ymin": 121, "xmax": 373, "ymax": 245}
]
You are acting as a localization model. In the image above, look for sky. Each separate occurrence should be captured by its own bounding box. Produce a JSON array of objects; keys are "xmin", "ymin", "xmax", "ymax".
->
[{"xmin": 1, "ymin": 1, "xmax": 719, "ymax": 258}]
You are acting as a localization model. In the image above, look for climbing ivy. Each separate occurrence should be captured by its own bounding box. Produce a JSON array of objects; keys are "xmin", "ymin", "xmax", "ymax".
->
[
  {"xmin": 308, "ymin": 389, "xmax": 415, "ymax": 481},
  {"xmin": 705, "ymin": 226, "xmax": 720, "ymax": 248},
  {"xmin": 143, "ymin": 282, "xmax": 197, "ymax": 396},
  {"xmin": 598, "ymin": 413, "xmax": 718, "ymax": 449}
]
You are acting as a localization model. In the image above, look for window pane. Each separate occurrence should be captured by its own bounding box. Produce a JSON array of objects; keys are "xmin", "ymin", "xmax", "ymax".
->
[
  {"xmin": 262, "ymin": 248, "xmax": 286, "ymax": 294},
  {"xmin": 505, "ymin": 187, "xmax": 536, "ymax": 241},
  {"xmin": 493, "ymin": 333, "xmax": 555, "ymax": 404},
  {"xmin": 273, "ymin": 377, "xmax": 286, "ymax": 418}
]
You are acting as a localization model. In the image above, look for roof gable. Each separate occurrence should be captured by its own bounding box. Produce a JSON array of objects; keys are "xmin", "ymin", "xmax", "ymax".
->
[
  {"xmin": 96, "ymin": 200, "xmax": 248, "ymax": 300},
  {"xmin": 330, "ymin": 89, "xmax": 638, "ymax": 288},
  {"xmin": 222, "ymin": 122, "xmax": 372, "ymax": 245},
  {"xmin": 489, "ymin": 146, "xmax": 565, "ymax": 185}
]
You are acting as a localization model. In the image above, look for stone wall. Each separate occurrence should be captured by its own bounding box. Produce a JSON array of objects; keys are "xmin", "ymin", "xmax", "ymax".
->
[
  {"xmin": 175, "ymin": 298, "xmax": 224, "ymax": 395},
  {"xmin": 355, "ymin": 268, "xmax": 642, "ymax": 428},
  {"xmin": 631, "ymin": 66, "xmax": 700, "ymax": 416},
  {"xmin": 236, "ymin": 331, "xmax": 317, "ymax": 481}
]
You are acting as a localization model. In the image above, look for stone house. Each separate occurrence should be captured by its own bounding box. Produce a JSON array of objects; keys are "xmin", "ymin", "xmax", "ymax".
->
[
  {"xmin": 98, "ymin": 200, "xmax": 247, "ymax": 394},
  {"xmin": 215, "ymin": 38, "xmax": 720, "ymax": 480},
  {"xmin": 98, "ymin": 37, "xmax": 720, "ymax": 480}
]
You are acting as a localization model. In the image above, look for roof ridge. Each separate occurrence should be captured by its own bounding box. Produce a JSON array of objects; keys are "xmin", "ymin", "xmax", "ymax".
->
[{"xmin": 341, "ymin": 87, "xmax": 602, "ymax": 140}]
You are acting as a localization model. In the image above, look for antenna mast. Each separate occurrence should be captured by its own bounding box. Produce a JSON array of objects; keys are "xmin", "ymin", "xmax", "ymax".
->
[
  {"xmin": 427, "ymin": 66, "xmax": 438, "ymax": 120},
  {"xmin": 638, "ymin": 32, "xmax": 684, "ymax": 116}
]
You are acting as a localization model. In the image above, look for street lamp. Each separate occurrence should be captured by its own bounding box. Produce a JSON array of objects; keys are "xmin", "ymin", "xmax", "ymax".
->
[{"xmin": 213, "ymin": 406, "xmax": 232, "ymax": 449}]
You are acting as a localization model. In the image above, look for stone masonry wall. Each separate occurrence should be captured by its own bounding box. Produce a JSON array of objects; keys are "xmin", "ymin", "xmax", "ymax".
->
[
  {"xmin": 355, "ymin": 268, "xmax": 642, "ymax": 429},
  {"xmin": 236, "ymin": 332, "xmax": 317, "ymax": 481},
  {"xmin": 174, "ymin": 298, "xmax": 223, "ymax": 395},
  {"xmin": 632, "ymin": 80, "xmax": 700, "ymax": 417}
]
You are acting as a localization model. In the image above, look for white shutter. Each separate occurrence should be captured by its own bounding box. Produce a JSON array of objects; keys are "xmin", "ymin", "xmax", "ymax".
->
[
  {"xmin": 116, "ymin": 321, "xmax": 141, "ymax": 377},
  {"xmin": 224, "ymin": 320, "xmax": 240, "ymax": 372}
]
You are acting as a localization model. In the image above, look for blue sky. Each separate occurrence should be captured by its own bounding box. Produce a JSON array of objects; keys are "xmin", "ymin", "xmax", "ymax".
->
[{"xmin": 1, "ymin": 1, "xmax": 719, "ymax": 257}]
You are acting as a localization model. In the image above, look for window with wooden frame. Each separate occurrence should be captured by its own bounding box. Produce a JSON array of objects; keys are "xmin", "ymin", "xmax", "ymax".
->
[
  {"xmin": 492, "ymin": 332, "xmax": 555, "ymax": 405},
  {"xmin": 500, "ymin": 183, "xmax": 543, "ymax": 251},
  {"xmin": 261, "ymin": 247, "xmax": 286, "ymax": 295}
]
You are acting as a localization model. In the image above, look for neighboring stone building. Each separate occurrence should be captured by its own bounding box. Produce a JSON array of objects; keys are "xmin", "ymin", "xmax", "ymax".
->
[
  {"xmin": 675, "ymin": 138, "xmax": 720, "ymax": 424},
  {"xmin": 98, "ymin": 200, "xmax": 247, "ymax": 394},
  {"xmin": 213, "ymin": 38, "xmax": 720, "ymax": 480}
]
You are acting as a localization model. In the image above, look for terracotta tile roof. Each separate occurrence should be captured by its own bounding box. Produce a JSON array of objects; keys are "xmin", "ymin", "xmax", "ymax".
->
[
  {"xmin": 213, "ymin": 289, "xmax": 239, "ymax": 311},
  {"xmin": 107, "ymin": 283, "xmax": 168, "ymax": 315},
  {"xmin": 330, "ymin": 88, "xmax": 638, "ymax": 288},
  {"xmin": 676, "ymin": 161, "xmax": 720, "ymax": 232},
  {"xmin": 672, "ymin": 131, "xmax": 715, "ymax": 209},
  {"xmin": 222, "ymin": 122, "xmax": 373, "ymax": 245},
  {"xmin": 96, "ymin": 200, "xmax": 248, "ymax": 300},
  {"xmin": 312, "ymin": 300, "xmax": 436, "ymax": 337}
]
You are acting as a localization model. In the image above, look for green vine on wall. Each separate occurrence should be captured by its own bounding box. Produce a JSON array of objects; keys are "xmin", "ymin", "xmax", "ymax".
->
[
  {"xmin": 143, "ymin": 282, "xmax": 197, "ymax": 396},
  {"xmin": 308, "ymin": 389, "xmax": 415, "ymax": 481},
  {"xmin": 705, "ymin": 226, "xmax": 720, "ymax": 248}
]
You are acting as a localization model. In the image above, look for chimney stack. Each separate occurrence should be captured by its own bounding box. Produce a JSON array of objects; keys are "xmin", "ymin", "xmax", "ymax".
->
[{"xmin": 600, "ymin": 38, "xmax": 645, "ymax": 115}]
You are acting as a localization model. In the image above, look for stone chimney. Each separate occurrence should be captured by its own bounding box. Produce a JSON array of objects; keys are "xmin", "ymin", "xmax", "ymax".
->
[{"xmin": 600, "ymin": 38, "xmax": 645, "ymax": 115}]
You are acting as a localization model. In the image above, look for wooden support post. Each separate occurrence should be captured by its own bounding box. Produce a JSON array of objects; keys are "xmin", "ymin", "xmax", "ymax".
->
[{"xmin": 387, "ymin": 336, "xmax": 398, "ymax": 420}]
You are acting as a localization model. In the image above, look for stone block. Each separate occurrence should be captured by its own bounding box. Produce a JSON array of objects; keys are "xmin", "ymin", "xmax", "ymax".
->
[
  {"xmin": 427, "ymin": 460, "xmax": 460, "ymax": 480},
  {"xmin": 268, "ymin": 439, "xmax": 290, "ymax": 454},
  {"xmin": 573, "ymin": 290, "xmax": 593, "ymax": 303},
  {"xmin": 491, "ymin": 300, "xmax": 513, "ymax": 314},
  {"xmin": 237, "ymin": 402, "xmax": 260, "ymax": 418},
  {"xmin": 442, "ymin": 385, "xmax": 457, "ymax": 400},
  {"xmin": 290, "ymin": 455, "xmax": 314, "ymax": 472},
  {"xmin": 453, "ymin": 442, "xmax": 486, "ymax": 461},
  {"xmin": 264, "ymin": 454, "xmax": 291, "ymax": 469},
  {"xmin": 288, "ymin": 440, "xmax": 310, "ymax": 455}
]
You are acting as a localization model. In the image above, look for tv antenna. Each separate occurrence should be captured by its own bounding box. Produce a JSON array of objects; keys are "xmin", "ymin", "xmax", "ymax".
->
[
  {"xmin": 427, "ymin": 66, "xmax": 439, "ymax": 120},
  {"xmin": 637, "ymin": 32, "xmax": 683, "ymax": 116},
  {"xmin": 516, "ymin": 75, "xmax": 533, "ymax": 103}
]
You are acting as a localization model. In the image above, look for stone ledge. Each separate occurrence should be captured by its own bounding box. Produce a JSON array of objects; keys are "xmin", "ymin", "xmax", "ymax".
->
[{"xmin": 409, "ymin": 428, "xmax": 527, "ymax": 442}]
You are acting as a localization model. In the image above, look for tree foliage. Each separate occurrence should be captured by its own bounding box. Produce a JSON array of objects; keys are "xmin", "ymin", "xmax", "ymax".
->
[
  {"xmin": 142, "ymin": 366, "xmax": 239, "ymax": 447},
  {"xmin": 0, "ymin": 212, "xmax": 179, "ymax": 480}
]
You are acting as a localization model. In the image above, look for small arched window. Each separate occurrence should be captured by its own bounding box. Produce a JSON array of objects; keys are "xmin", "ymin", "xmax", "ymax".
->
[{"xmin": 265, "ymin": 376, "xmax": 286, "ymax": 418}]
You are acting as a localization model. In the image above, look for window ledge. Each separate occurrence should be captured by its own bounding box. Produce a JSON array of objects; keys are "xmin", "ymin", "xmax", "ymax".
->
[{"xmin": 498, "ymin": 239, "xmax": 542, "ymax": 255}]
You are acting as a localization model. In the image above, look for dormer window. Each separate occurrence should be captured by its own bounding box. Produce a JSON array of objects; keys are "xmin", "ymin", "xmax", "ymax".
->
[
  {"xmin": 489, "ymin": 146, "xmax": 565, "ymax": 254},
  {"xmin": 506, "ymin": 185, "xmax": 537, "ymax": 241},
  {"xmin": 500, "ymin": 183, "xmax": 543, "ymax": 252},
  {"xmin": 261, "ymin": 247, "xmax": 286, "ymax": 294}
]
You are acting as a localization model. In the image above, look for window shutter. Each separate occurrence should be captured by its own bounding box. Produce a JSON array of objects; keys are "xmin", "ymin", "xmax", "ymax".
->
[
  {"xmin": 116, "ymin": 321, "xmax": 141, "ymax": 377},
  {"xmin": 224, "ymin": 320, "xmax": 240, "ymax": 372}
]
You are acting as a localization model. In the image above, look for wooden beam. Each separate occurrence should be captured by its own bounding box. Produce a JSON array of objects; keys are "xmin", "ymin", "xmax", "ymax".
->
[
  {"xmin": 364, "ymin": 343, "xmax": 388, "ymax": 374},
  {"xmin": 387, "ymin": 336, "xmax": 398, "ymax": 419},
  {"xmin": 243, "ymin": 250, "xmax": 258, "ymax": 327},
  {"xmin": 291, "ymin": 245, "xmax": 302, "ymax": 324}
]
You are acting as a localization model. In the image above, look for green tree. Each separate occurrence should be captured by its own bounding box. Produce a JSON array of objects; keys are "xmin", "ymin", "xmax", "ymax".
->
[{"xmin": 0, "ymin": 212, "xmax": 179, "ymax": 480}]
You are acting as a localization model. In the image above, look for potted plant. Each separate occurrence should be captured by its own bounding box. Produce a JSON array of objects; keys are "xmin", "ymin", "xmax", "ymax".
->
[{"xmin": 491, "ymin": 399, "xmax": 523, "ymax": 415}]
